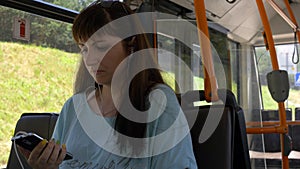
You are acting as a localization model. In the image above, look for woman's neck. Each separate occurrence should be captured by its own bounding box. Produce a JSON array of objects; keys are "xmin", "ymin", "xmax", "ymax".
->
[{"xmin": 96, "ymin": 85, "xmax": 117, "ymax": 117}]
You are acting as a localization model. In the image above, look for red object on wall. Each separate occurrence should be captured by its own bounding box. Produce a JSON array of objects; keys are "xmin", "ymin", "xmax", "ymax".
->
[{"xmin": 19, "ymin": 20, "xmax": 25, "ymax": 37}]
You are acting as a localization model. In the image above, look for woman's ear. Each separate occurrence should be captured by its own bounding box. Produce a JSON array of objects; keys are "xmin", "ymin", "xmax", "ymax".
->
[
  {"xmin": 127, "ymin": 36, "xmax": 136, "ymax": 54},
  {"xmin": 128, "ymin": 36, "xmax": 136, "ymax": 47}
]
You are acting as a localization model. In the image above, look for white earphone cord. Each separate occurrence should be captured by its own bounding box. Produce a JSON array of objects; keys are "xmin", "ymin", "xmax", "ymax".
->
[{"xmin": 13, "ymin": 131, "xmax": 28, "ymax": 169}]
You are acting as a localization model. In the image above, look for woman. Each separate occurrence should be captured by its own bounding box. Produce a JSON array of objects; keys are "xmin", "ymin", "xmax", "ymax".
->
[{"xmin": 20, "ymin": 1, "xmax": 197, "ymax": 168}]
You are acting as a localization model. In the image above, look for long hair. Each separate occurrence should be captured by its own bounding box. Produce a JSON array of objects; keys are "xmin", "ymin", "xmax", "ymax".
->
[{"xmin": 72, "ymin": 1, "xmax": 165, "ymax": 154}]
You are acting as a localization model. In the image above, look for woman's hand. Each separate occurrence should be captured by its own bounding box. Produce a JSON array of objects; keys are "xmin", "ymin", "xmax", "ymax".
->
[{"xmin": 18, "ymin": 139, "xmax": 67, "ymax": 169}]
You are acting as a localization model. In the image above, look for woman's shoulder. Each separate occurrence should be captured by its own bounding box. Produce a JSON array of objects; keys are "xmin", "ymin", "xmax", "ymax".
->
[
  {"xmin": 60, "ymin": 91, "xmax": 86, "ymax": 113},
  {"xmin": 63, "ymin": 92, "xmax": 83, "ymax": 105},
  {"xmin": 150, "ymin": 83, "xmax": 179, "ymax": 101},
  {"xmin": 147, "ymin": 83, "xmax": 180, "ymax": 115},
  {"xmin": 150, "ymin": 83, "xmax": 175, "ymax": 95}
]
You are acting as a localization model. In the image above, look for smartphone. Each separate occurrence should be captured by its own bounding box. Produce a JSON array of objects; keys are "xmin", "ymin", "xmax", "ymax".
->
[{"xmin": 11, "ymin": 132, "xmax": 73, "ymax": 160}]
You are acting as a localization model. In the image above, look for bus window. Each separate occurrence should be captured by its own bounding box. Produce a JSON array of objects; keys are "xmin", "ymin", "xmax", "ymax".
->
[
  {"xmin": 228, "ymin": 40, "xmax": 239, "ymax": 100},
  {"xmin": 0, "ymin": 5, "xmax": 79, "ymax": 166},
  {"xmin": 251, "ymin": 43, "xmax": 300, "ymax": 168},
  {"xmin": 156, "ymin": 19, "xmax": 233, "ymax": 94},
  {"xmin": 255, "ymin": 44, "xmax": 300, "ymax": 117}
]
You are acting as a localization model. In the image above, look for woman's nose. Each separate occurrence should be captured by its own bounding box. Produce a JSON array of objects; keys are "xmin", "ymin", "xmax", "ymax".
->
[{"xmin": 84, "ymin": 49, "xmax": 103, "ymax": 67}]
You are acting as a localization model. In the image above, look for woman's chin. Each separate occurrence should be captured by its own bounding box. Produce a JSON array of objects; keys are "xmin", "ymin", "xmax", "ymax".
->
[{"xmin": 95, "ymin": 79, "xmax": 110, "ymax": 86}]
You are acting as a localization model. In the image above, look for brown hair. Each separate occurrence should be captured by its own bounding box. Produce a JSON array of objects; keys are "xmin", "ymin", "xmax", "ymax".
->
[{"xmin": 72, "ymin": 1, "xmax": 165, "ymax": 154}]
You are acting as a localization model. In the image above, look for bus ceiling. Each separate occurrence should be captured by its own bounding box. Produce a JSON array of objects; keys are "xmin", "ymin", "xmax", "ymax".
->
[{"xmin": 172, "ymin": 0, "xmax": 300, "ymax": 45}]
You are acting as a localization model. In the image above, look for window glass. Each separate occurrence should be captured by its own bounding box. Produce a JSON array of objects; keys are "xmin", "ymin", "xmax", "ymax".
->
[
  {"xmin": 255, "ymin": 44, "xmax": 300, "ymax": 120},
  {"xmin": 157, "ymin": 20, "xmax": 233, "ymax": 94},
  {"xmin": 0, "ymin": 6, "xmax": 79, "ymax": 166}
]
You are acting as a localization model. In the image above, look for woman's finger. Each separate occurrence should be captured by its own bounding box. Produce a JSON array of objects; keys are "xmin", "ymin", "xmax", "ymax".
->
[
  {"xmin": 56, "ymin": 144, "xmax": 67, "ymax": 165},
  {"xmin": 27, "ymin": 139, "xmax": 48, "ymax": 165},
  {"xmin": 47, "ymin": 141, "xmax": 61, "ymax": 164},
  {"xmin": 17, "ymin": 145, "xmax": 31, "ymax": 159},
  {"xmin": 36, "ymin": 139, "xmax": 55, "ymax": 164}
]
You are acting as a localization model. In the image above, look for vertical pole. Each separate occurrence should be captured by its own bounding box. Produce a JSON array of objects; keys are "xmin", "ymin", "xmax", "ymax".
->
[
  {"xmin": 256, "ymin": 0, "xmax": 279, "ymax": 70},
  {"xmin": 255, "ymin": 0, "xmax": 289, "ymax": 169},
  {"xmin": 194, "ymin": 0, "xmax": 218, "ymax": 102}
]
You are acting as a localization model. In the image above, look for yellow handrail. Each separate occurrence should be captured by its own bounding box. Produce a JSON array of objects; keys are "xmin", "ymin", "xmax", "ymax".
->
[{"xmin": 193, "ymin": 0, "xmax": 218, "ymax": 102}]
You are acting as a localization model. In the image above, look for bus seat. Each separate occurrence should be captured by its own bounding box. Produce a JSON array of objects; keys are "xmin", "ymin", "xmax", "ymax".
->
[
  {"xmin": 181, "ymin": 89, "xmax": 251, "ymax": 169},
  {"xmin": 263, "ymin": 109, "xmax": 292, "ymax": 152},
  {"xmin": 292, "ymin": 108, "xmax": 300, "ymax": 151},
  {"xmin": 296, "ymin": 107, "xmax": 300, "ymax": 120},
  {"xmin": 262, "ymin": 109, "xmax": 292, "ymax": 121},
  {"xmin": 291, "ymin": 125, "xmax": 300, "ymax": 151},
  {"xmin": 6, "ymin": 113, "xmax": 58, "ymax": 169},
  {"xmin": 250, "ymin": 109, "xmax": 292, "ymax": 152}
]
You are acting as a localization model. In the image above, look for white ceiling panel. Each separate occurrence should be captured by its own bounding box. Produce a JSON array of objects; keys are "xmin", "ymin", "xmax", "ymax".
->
[{"xmin": 204, "ymin": 0, "xmax": 241, "ymax": 18}]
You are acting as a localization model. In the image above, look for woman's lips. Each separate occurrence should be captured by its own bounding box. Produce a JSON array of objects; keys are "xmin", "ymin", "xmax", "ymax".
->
[{"xmin": 96, "ymin": 70, "xmax": 105, "ymax": 74}]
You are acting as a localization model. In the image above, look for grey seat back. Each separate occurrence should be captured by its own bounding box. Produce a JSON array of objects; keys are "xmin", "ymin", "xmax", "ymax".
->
[
  {"xmin": 292, "ymin": 108, "xmax": 300, "ymax": 151},
  {"xmin": 6, "ymin": 113, "xmax": 58, "ymax": 169},
  {"xmin": 181, "ymin": 89, "xmax": 251, "ymax": 169},
  {"xmin": 250, "ymin": 109, "xmax": 292, "ymax": 152}
]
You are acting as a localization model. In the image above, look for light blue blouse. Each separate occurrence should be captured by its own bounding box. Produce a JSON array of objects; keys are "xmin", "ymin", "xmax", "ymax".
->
[{"xmin": 52, "ymin": 84, "xmax": 197, "ymax": 169}]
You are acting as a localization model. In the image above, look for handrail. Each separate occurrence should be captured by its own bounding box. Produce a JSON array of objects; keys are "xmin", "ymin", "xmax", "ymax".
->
[
  {"xmin": 266, "ymin": 0, "xmax": 300, "ymax": 43},
  {"xmin": 193, "ymin": 0, "xmax": 219, "ymax": 102},
  {"xmin": 266, "ymin": 0, "xmax": 297, "ymax": 31},
  {"xmin": 247, "ymin": 120, "xmax": 300, "ymax": 127},
  {"xmin": 283, "ymin": 0, "xmax": 300, "ymax": 44}
]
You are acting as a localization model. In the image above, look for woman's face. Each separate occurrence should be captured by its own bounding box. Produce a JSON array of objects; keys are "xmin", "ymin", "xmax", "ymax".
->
[{"xmin": 79, "ymin": 34, "xmax": 128, "ymax": 86}]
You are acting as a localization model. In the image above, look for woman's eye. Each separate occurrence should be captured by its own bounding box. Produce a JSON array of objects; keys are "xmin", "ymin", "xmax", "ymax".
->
[{"xmin": 95, "ymin": 42, "xmax": 108, "ymax": 51}]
